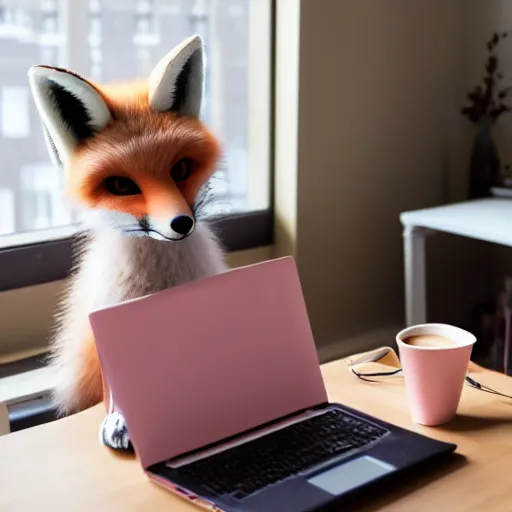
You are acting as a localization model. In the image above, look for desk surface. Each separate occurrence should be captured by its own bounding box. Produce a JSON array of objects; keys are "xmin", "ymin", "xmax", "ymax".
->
[
  {"xmin": 400, "ymin": 198, "xmax": 512, "ymax": 247},
  {"xmin": 2, "ymin": 357, "xmax": 512, "ymax": 512}
]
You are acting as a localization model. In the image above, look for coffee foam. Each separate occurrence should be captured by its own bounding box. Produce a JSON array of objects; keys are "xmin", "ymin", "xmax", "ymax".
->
[{"xmin": 404, "ymin": 334, "xmax": 457, "ymax": 348}]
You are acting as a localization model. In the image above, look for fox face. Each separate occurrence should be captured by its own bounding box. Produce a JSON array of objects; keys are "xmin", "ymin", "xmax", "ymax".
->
[{"xmin": 28, "ymin": 35, "xmax": 220, "ymax": 241}]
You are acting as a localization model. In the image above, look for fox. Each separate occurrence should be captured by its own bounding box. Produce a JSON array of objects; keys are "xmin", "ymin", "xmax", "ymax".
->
[{"xmin": 28, "ymin": 35, "xmax": 228, "ymax": 450}]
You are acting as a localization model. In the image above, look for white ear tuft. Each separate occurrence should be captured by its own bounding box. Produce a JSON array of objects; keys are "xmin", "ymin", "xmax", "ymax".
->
[
  {"xmin": 148, "ymin": 34, "xmax": 204, "ymax": 117},
  {"xmin": 28, "ymin": 66, "xmax": 111, "ymax": 168}
]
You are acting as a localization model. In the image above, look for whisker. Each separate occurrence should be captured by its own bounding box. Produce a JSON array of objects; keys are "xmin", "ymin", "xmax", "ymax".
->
[
  {"xmin": 113, "ymin": 224, "xmax": 140, "ymax": 231},
  {"xmin": 123, "ymin": 227, "xmax": 184, "ymax": 242}
]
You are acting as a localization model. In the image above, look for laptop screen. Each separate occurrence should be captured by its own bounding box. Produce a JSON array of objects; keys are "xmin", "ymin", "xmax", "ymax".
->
[{"xmin": 89, "ymin": 256, "xmax": 328, "ymax": 469}]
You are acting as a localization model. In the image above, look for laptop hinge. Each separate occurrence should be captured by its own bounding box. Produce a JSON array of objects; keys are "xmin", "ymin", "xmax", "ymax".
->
[{"xmin": 164, "ymin": 403, "xmax": 331, "ymax": 469}]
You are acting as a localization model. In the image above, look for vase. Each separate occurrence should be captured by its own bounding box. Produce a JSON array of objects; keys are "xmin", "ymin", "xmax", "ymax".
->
[{"xmin": 468, "ymin": 116, "xmax": 501, "ymax": 199}]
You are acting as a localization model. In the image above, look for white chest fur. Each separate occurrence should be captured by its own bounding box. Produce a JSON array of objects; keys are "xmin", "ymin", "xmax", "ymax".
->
[{"xmin": 74, "ymin": 220, "xmax": 227, "ymax": 311}]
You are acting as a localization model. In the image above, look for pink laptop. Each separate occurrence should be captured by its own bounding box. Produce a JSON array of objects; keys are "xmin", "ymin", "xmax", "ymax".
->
[{"xmin": 89, "ymin": 256, "xmax": 456, "ymax": 512}]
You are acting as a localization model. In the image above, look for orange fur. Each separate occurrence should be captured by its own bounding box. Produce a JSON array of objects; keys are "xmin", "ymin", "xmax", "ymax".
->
[
  {"xmin": 67, "ymin": 81, "xmax": 221, "ymax": 216},
  {"xmin": 102, "ymin": 371, "xmax": 111, "ymax": 413},
  {"xmin": 75, "ymin": 332, "xmax": 104, "ymax": 412}
]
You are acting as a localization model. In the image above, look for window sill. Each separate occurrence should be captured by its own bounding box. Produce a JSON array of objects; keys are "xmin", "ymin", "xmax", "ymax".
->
[
  {"xmin": 0, "ymin": 209, "xmax": 273, "ymax": 292},
  {"xmin": 0, "ymin": 359, "xmax": 58, "ymax": 433},
  {"xmin": 0, "ymin": 365, "xmax": 56, "ymax": 405},
  {"xmin": 8, "ymin": 395, "xmax": 58, "ymax": 432}
]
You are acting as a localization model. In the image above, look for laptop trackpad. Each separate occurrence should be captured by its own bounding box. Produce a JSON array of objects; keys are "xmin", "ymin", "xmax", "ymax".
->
[{"xmin": 307, "ymin": 455, "xmax": 395, "ymax": 496}]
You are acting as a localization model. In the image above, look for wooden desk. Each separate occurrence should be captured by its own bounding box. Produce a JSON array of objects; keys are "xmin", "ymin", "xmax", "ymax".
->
[{"xmin": 2, "ymin": 358, "xmax": 512, "ymax": 511}]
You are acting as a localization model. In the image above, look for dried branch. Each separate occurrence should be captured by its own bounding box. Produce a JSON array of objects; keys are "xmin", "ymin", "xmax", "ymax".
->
[{"xmin": 461, "ymin": 31, "xmax": 510, "ymax": 125}]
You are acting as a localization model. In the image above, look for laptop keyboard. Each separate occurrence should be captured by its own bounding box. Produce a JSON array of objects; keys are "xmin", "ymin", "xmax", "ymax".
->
[{"xmin": 176, "ymin": 408, "xmax": 389, "ymax": 500}]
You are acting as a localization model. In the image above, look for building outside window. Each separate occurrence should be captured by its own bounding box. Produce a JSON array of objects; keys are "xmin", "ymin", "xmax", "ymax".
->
[{"xmin": 0, "ymin": 0, "xmax": 272, "ymax": 292}]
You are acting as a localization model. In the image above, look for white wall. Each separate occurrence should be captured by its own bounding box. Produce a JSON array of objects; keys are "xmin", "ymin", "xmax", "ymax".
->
[
  {"xmin": 273, "ymin": 0, "xmax": 503, "ymax": 348},
  {"xmin": 465, "ymin": 1, "xmax": 512, "ymax": 294},
  {"xmin": 466, "ymin": 1, "xmax": 512, "ymax": 166}
]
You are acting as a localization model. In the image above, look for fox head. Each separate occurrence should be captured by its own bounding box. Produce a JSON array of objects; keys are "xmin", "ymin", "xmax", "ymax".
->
[{"xmin": 28, "ymin": 35, "xmax": 220, "ymax": 241}]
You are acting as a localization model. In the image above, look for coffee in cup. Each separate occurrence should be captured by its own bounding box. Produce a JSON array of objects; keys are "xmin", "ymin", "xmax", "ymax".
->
[
  {"xmin": 396, "ymin": 323, "xmax": 476, "ymax": 426},
  {"xmin": 403, "ymin": 334, "xmax": 457, "ymax": 348}
]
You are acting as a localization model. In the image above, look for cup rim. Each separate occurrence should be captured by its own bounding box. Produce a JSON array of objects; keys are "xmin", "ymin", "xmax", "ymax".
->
[{"xmin": 396, "ymin": 323, "xmax": 476, "ymax": 350}]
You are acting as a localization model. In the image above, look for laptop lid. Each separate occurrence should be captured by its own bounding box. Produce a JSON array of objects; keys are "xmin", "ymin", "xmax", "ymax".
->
[{"xmin": 89, "ymin": 256, "xmax": 328, "ymax": 469}]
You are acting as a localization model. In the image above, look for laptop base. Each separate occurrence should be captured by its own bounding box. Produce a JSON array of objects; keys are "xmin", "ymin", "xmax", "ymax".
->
[{"xmin": 148, "ymin": 402, "xmax": 457, "ymax": 512}]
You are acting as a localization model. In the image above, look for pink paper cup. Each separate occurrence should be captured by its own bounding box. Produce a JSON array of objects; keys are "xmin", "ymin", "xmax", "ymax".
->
[{"xmin": 396, "ymin": 323, "xmax": 476, "ymax": 426}]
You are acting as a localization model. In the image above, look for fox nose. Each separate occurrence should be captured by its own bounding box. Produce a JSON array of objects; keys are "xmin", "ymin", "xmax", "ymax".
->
[{"xmin": 170, "ymin": 215, "xmax": 194, "ymax": 236}]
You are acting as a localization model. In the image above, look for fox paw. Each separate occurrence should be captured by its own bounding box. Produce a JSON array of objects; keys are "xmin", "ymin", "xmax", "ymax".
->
[{"xmin": 99, "ymin": 411, "xmax": 133, "ymax": 452}]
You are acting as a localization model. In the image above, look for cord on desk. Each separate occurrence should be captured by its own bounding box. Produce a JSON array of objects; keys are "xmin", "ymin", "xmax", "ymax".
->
[
  {"xmin": 465, "ymin": 376, "xmax": 512, "ymax": 399},
  {"xmin": 350, "ymin": 367, "xmax": 402, "ymax": 383},
  {"xmin": 349, "ymin": 363, "xmax": 512, "ymax": 399}
]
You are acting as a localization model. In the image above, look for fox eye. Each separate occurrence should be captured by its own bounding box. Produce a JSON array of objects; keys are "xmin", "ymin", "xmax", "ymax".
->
[
  {"xmin": 104, "ymin": 176, "xmax": 141, "ymax": 196},
  {"xmin": 171, "ymin": 158, "xmax": 192, "ymax": 182}
]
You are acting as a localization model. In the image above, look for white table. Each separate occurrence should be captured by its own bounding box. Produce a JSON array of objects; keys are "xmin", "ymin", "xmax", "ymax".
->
[{"xmin": 400, "ymin": 198, "xmax": 512, "ymax": 326}]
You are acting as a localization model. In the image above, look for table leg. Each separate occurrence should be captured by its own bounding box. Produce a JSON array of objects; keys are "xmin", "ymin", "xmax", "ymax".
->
[{"xmin": 403, "ymin": 225, "xmax": 435, "ymax": 326}]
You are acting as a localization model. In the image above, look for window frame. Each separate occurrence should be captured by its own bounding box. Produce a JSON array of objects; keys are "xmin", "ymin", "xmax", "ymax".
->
[
  {"xmin": 0, "ymin": 0, "xmax": 276, "ymax": 293},
  {"xmin": 0, "ymin": 210, "xmax": 273, "ymax": 292}
]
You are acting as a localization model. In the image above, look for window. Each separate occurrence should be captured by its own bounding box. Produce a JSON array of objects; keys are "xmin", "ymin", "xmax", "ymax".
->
[
  {"xmin": 136, "ymin": 46, "xmax": 152, "ymax": 75},
  {"xmin": 40, "ymin": 44, "xmax": 59, "ymax": 65},
  {"xmin": 89, "ymin": 0, "xmax": 100, "ymax": 13},
  {"xmin": 0, "ymin": 189, "xmax": 15, "ymax": 235},
  {"xmin": 41, "ymin": 0, "xmax": 58, "ymax": 34},
  {"xmin": 0, "ymin": 0, "xmax": 273, "ymax": 290},
  {"xmin": 1, "ymin": 86, "xmax": 30, "ymax": 138},
  {"xmin": 133, "ymin": 0, "xmax": 159, "ymax": 46}
]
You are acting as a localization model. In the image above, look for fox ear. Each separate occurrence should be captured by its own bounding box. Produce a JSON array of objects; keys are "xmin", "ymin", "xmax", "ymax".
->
[
  {"xmin": 28, "ymin": 65, "xmax": 111, "ymax": 168},
  {"xmin": 148, "ymin": 34, "xmax": 204, "ymax": 117}
]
